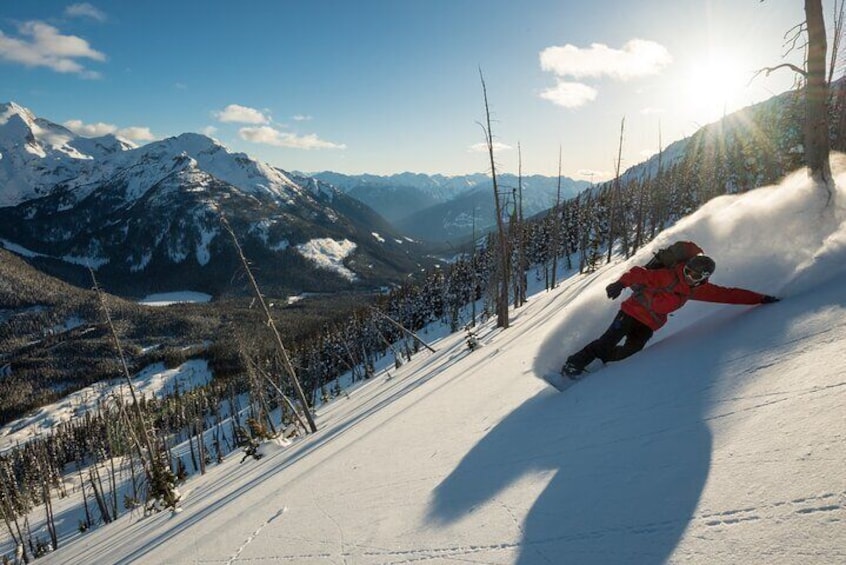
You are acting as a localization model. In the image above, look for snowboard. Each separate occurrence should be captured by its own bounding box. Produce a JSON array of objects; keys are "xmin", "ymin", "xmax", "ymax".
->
[{"xmin": 539, "ymin": 370, "xmax": 587, "ymax": 392}]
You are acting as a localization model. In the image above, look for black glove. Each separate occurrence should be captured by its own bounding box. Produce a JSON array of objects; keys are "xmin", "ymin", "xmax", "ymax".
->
[
  {"xmin": 760, "ymin": 295, "xmax": 780, "ymax": 304},
  {"xmin": 606, "ymin": 281, "xmax": 624, "ymax": 299}
]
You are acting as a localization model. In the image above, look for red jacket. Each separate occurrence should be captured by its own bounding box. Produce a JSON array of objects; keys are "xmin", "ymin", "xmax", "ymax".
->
[{"xmin": 618, "ymin": 263, "xmax": 766, "ymax": 330}]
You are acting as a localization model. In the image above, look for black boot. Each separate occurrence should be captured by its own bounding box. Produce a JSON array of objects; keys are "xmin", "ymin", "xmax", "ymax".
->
[{"xmin": 561, "ymin": 360, "xmax": 584, "ymax": 377}]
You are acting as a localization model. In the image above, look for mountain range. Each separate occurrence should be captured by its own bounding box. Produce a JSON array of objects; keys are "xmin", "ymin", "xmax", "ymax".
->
[
  {"xmin": 308, "ymin": 171, "xmax": 590, "ymax": 243},
  {"xmin": 0, "ymin": 102, "xmax": 437, "ymax": 298}
]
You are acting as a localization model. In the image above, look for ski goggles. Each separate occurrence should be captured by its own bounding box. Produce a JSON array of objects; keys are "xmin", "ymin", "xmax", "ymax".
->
[{"xmin": 683, "ymin": 265, "xmax": 711, "ymax": 284}]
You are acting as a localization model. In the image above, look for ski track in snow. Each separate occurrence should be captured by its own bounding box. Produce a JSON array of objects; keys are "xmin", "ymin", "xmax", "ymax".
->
[
  {"xmin": 221, "ymin": 491, "xmax": 845, "ymax": 564},
  {"xmin": 183, "ymin": 488, "xmax": 846, "ymax": 564}
]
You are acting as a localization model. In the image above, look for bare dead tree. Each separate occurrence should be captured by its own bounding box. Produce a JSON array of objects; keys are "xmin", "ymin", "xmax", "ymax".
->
[
  {"xmin": 479, "ymin": 69, "xmax": 510, "ymax": 329},
  {"xmin": 805, "ymin": 0, "xmax": 834, "ymax": 188},
  {"xmin": 220, "ymin": 215, "xmax": 318, "ymax": 433},
  {"xmin": 607, "ymin": 117, "xmax": 626, "ymax": 264},
  {"xmin": 369, "ymin": 307, "xmax": 437, "ymax": 353},
  {"xmin": 90, "ymin": 269, "xmax": 180, "ymax": 512},
  {"xmin": 88, "ymin": 465, "xmax": 112, "ymax": 524},
  {"xmin": 74, "ymin": 451, "xmax": 93, "ymax": 532},
  {"xmin": 549, "ymin": 147, "xmax": 563, "ymax": 289},
  {"xmin": 370, "ymin": 318, "xmax": 404, "ymax": 368},
  {"xmin": 757, "ymin": 0, "xmax": 833, "ymax": 192},
  {"xmin": 249, "ymin": 358, "xmax": 311, "ymax": 429},
  {"xmin": 513, "ymin": 143, "xmax": 527, "ymax": 308},
  {"xmin": 650, "ymin": 123, "xmax": 665, "ymax": 239}
]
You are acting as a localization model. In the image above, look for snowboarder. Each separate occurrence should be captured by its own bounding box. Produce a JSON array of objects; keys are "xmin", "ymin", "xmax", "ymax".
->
[{"xmin": 561, "ymin": 254, "xmax": 780, "ymax": 377}]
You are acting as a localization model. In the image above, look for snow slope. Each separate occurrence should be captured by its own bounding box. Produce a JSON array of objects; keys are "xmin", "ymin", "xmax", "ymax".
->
[
  {"xmin": 0, "ymin": 361, "xmax": 213, "ymax": 452},
  {"xmin": 18, "ymin": 166, "xmax": 846, "ymax": 564}
]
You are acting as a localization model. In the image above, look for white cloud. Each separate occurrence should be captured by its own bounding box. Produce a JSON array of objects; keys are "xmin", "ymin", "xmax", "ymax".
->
[
  {"xmin": 65, "ymin": 3, "xmax": 107, "ymax": 22},
  {"xmin": 293, "ymin": 115, "xmax": 312, "ymax": 121},
  {"xmin": 64, "ymin": 119, "xmax": 116, "ymax": 137},
  {"xmin": 64, "ymin": 119, "xmax": 155, "ymax": 142},
  {"xmin": 0, "ymin": 21, "xmax": 106, "ymax": 77},
  {"xmin": 539, "ymin": 81, "xmax": 598, "ymax": 109},
  {"xmin": 239, "ymin": 125, "xmax": 345, "ymax": 150},
  {"xmin": 640, "ymin": 106, "xmax": 665, "ymax": 115},
  {"xmin": 540, "ymin": 39, "xmax": 671, "ymax": 81},
  {"xmin": 202, "ymin": 126, "xmax": 218, "ymax": 137},
  {"xmin": 468, "ymin": 141, "xmax": 512, "ymax": 154},
  {"xmin": 214, "ymin": 104, "xmax": 268, "ymax": 124},
  {"xmin": 117, "ymin": 126, "xmax": 155, "ymax": 142}
]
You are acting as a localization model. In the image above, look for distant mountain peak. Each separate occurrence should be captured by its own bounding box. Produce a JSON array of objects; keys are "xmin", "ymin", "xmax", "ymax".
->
[
  {"xmin": 166, "ymin": 132, "xmax": 224, "ymax": 154},
  {"xmin": 0, "ymin": 101, "xmax": 36, "ymax": 125},
  {"xmin": 1, "ymin": 101, "xmax": 82, "ymax": 154}
]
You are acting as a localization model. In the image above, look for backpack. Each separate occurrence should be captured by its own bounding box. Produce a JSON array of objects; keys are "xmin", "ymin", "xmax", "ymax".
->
[{"xmin": 644, "ymin": 241, "xmax": 703, "ymax": 270}]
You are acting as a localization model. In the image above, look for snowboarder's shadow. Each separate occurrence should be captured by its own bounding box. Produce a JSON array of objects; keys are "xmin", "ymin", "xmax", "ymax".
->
[
  {"xmin": 427, "ymin": 297, "xmax": 808, "ymax": 564},
  {"xmin": 427, "ymin": 380, "xmax": 711, "ymax": 564}
]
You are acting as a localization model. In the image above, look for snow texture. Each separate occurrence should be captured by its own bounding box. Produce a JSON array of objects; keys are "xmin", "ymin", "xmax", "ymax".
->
[
  {"xmin": 6, "ymin": 164, "xmax": 846, "ymax": 564},
  {"xmin": 296, "ymin": 237, "xmax": 359, "ymax": 281}
]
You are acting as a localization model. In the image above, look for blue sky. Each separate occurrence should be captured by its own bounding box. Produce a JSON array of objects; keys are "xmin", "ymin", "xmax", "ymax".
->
[{"xmin": 0, "ymin": 1, "xmax": 820, "ymax": 180}]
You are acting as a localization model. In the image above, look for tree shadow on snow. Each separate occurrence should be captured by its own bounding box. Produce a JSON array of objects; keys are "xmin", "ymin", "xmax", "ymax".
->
[{"xmin": 426, "ymin": 291, "xmax": 820, "ymax": 564}]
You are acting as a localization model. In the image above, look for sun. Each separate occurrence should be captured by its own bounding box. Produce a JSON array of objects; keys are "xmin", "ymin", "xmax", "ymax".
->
[{"xmin": 681, "ymin": 56, "xmax": 751, "ymax": 124}]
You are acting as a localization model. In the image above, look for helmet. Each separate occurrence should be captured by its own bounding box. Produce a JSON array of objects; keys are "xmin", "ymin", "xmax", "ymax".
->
[{"xmin": 684, "ymin": 255, "xmax": 715, "ymax": 284}]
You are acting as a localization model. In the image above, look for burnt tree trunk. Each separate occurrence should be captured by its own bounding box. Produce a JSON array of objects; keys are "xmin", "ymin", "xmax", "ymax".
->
[{"xmin": 805, "ymin": 0, "xmax": 833, "ymax": 187}]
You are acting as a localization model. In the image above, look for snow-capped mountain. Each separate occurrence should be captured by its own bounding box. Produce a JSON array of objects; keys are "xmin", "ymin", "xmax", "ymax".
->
[
  {"xmin": 0, "ymin": 102, "xmax": 137, "ymax": 207},
  {"xmin": 0, "ymin": 102, "xmax": 433, "ymax": 297},
  {"xmin": 309, "ymin": 171, "xmax": 590, "ymax": 242},
  {"xmin": 307, "ymin": 171, "xmax": 488, "ymax": 204}
]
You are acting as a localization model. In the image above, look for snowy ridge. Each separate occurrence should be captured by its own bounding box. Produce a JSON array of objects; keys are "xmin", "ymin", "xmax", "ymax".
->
[
  {"xmin": 0, "ymin": 103, "xmax": 303, "ymax": 208},
  {"xmin": 148, "ymin": 133, "xmax": 305, "ymax": 204},
  {"xmin": 0, "ymin": 102, "xmax": 330, "ymax": 210},
  {"xmin": 12, "ymin": 161, "xmax": 845, "ymax": 564}
]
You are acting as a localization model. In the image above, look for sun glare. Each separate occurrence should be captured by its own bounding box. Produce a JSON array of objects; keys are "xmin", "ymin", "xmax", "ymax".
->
[{"xmin": 681, "ymin": 57, "xmax": 750, "ymax": 125}]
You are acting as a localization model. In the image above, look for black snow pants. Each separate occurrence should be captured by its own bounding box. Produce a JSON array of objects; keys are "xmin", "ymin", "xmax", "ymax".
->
[{"xmin": 567, "ymin": 310, "xmax": 654, "ymax": 371}]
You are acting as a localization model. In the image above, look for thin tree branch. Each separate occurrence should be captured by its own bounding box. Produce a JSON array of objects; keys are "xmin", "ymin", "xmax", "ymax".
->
[{"xmin": 752, "ymin": 63, "xmax": 807, "ymax": 82}]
